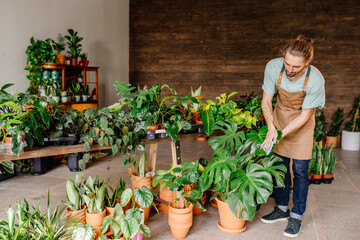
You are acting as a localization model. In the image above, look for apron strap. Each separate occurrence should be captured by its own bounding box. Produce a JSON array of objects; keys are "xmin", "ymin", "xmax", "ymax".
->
[
  {"xmin": 277, "ymin": 64, "xmax": 285, "ymax": 85},
  {"xmin": 302, "ymin": 66, "xmax": 311, "ymax": 89}
]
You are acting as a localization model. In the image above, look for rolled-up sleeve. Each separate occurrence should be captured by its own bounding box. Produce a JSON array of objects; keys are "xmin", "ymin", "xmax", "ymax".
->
[{"xmin": 302, "ymin": 75, "xmax": 325, "ymax": 109}]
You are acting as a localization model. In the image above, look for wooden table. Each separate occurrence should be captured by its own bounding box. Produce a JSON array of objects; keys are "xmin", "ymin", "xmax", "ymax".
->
[{"xmin": 0, "ymin": 132, "xmax": 220, "ymax": 170}]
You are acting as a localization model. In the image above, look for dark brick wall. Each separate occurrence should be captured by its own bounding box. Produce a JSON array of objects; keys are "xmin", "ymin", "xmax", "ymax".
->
[{"xmin": 130, "ymin": 0, "xmax": 360, "ymax": 123}]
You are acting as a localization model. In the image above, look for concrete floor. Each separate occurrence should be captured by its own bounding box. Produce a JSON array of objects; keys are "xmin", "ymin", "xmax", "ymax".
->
[{"xmin": 1, "ymin": 140, "xmax": 360, "ymax": 240}]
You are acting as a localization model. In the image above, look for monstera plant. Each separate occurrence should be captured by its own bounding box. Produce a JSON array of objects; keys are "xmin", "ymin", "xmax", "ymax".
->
[{"xmin": 194, "ymin": 120, "xmax": 286, "ymax": 221}]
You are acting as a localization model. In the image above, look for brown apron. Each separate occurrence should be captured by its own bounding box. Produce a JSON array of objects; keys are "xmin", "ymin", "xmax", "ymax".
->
[{"xmin": 273, "ymin": 65, "xmax": 315, "ymax": 160}]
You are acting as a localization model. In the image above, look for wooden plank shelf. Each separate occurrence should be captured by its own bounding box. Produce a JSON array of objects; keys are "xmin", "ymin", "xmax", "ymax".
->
[{"xmin": 0, "ymin": 132, "xmax": 219, "ymax": 162}]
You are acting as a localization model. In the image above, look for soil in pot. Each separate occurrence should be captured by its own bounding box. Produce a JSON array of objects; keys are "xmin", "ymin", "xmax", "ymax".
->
[
  {"xmin": 215, "ymin": 197, "xmax": 246, "ymax": 233},
  {"xmin": 168, "ymin": 203, "xmax": 193, "ymax": 239}
]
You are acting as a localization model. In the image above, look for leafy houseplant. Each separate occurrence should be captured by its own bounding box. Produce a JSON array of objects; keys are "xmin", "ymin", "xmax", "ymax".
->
[
  {"xmin": 53, "ymin": 34, "xmax": 66, "ymax": 64},
  {"xmin": 314, "ymin": 109, "xmax": 325, "ymax": 142},
  {"xmin": 72, "ymin": 82, "xmax": 81, "ymax": 101},
  {"xmin": 326, "ymin": 107, "xmax": 344, "ymax": 148},
  {"xmin": 65, "ymin": 29, "xmax": 83, "ymax": 65},
  {"xmin": 80, "ymin": 53, "xmax": 89, "ymax": 66}
]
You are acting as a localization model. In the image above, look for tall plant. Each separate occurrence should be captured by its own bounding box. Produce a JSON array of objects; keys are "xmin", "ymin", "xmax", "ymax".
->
[
  {"xmin": 327, "ymin": 107, "xmax": 344, "ymax": 136},
  {"xmin": 345, "ymin": 95, "xmax": 360, "ymax": 132},
  {"xmin": 65, "ymin": 29, "xmax": 83, "ymax": 59}
]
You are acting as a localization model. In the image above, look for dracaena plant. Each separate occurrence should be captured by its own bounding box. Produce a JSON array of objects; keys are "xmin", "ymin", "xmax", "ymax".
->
[
  {"xmin": 194, "ymin": 120, "xmax": 286, "ymax": 221},
  {"xmin": 62, "ymin": 173, "xmax": 85, "ymax": 211}
]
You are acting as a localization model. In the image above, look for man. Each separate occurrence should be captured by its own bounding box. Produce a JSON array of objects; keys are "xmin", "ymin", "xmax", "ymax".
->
[{"xmin": 260, "ymin": 35, "xmax": 325, "ymax": 238}]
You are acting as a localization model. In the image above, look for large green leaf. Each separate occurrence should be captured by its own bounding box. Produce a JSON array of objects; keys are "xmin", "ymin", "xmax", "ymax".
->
[
  {"xmin": 134, "ymin": 186, "xmax": 153, "ymax": 208},
  {"xmin": 261, "ymin": 155, "xmax": 287, "ymax": 188},
  {"xmin": 229, "ymin": 163, "xmax": 273, "ymax": 221},
  {"xmin": 202, "ymin": 110, "xmax": 215, "ymax": 135},
  {"xmin": 120, "ymin": 188, "xmax": 133, "ymax": 207},
  {"xmin": 72, "ymin": 223, "xmax": 94, "ymax": 240},
  {"xmin": 208, "ymin": 121, "xmax": 244, "ymax": 152},
  {"xmin": 139, "ymin": 224, "xmax": 151, "ymax": 237},
  {"xmin": 120, "ymin": 218, "xmax": 139, "ymax": 239},
  {"xmin": 125, "ymin": 208, "xmax": 142, "ymax": 223}
]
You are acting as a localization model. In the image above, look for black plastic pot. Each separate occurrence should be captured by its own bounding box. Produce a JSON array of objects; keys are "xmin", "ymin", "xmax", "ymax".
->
[
  {"xmin": 32, "ymin": 157, "xmax": 48, "ymax": 176},
  {"xmin": 145, "ymin": 131, "xmax": 157, "ymax": 140},
  {"xmin": 0, "ymin": 171, "xmax": 15, "ymax": 181},
  {"xmin": 67, "ymin": 153, "xmax": 83, "ymax": 172},
  {"xmin": 322, "ymin": 177, "xmax": 334, "ymax": 184}
]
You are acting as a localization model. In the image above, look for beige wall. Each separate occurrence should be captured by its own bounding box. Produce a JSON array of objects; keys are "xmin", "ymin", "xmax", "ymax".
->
[{"xmin": 0, "ymin": 0, "xmax": 129, "ymax": 107}]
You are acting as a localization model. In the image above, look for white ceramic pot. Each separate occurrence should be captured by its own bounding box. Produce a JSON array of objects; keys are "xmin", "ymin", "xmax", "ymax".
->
[
  {"xmin": 82, "ymin": 95, "xmax": 88, "ymax": 101},
  {"xmin": 341, "ymin": 130, "xmax": 360, "ymax": 151},
  {"xmin": 75, "ymin": 95, "xmax": 81, "ymax": 102}
]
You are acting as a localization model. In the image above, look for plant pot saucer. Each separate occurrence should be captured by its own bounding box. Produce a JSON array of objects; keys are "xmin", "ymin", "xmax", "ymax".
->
[{"xmin": 217, "ymin": 221, "xmax": 246, "ymax": 234}]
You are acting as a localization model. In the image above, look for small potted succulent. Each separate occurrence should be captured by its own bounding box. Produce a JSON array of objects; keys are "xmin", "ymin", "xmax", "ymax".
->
[
  {"xmin": 82, "ymin": 84, "xmax": 89, "ymax": 101},
  {"xmin": 72, "ymin": 82, "xmax": 81, "ymax": 102},
  {"xmin": 51, "ymin": 82, "xmax": 61, "ymax": 103}
]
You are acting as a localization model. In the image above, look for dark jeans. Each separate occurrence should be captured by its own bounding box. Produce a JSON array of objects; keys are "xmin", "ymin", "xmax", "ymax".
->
[{"xmin": 273, "ymin": 154, "xmax": 310, "ymax": 217}]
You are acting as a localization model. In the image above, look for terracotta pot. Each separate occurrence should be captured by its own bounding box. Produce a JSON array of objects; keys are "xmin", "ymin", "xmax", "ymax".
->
[
  {"xmin": 71, "ymin": 58, "xmax": 77, "ymax": 65},
  {"xmin": 4, "ymin": 133, "xmax": 26, "ymax": 154},
  {"xmin": 168, "ymin": 203, "xmax": 193, "ymax": 239},
  {"xmin": 159, "ymin": 184, "xmax": 174, "ymax": 217},
  {"xmin": 83, "ymin": 59, "xmax": 89, "ymax": 67},
  {"xmin": 195, "ymin": 120, "xmax": 203, "ymax": 125},
  {"xmin": 312, "ymin": 174, "xmax": 322, "ymax": 180},
  {"xmin": 173, "ymin": 184, "xmax": 193, "ymax": 209},
  {"xmin": 323, "ymin": 173, "xmax": 333, "ymax": 179},
  {"xmin": 197, "ymin": 137, "xmax": 207, "ymax": 141},
  {"xmin": 105, "ymin": 206, "xmax": 115, "ymax": 219},
  {"xmin": 193, "ymin": 193, "xmax": 207, "ymax": 215},
  {"xmin": 55, "ymin": 54, "xmax": 65, "ymax": 64},
  {"xmin": 86, "ymin": 209, "xmax": 106, "ymax": 229},
  {"xmin": 131, "ymin": 174, "xmax": 153, "ymax": 221},
  {"xmin": 147, "ymin": 125, "xmax": 159, "ymax": 131},
  {"xmin": 308, "ymin": 174, "xmax": 313, "ymax": 180},
  {"xmin": 326, "ymin": 136, "xmax": 337, "ymax": 148},
  {"xmin": 312, "ymin": 174, "xmax": 323, "ymax": 184},
  {"xmin": 215, "ymin": 197, "xmax": 246, "ymax": 233},
  {"xmin": 66, "ymin": 206, "xmax": 87, "ymax": 225}
]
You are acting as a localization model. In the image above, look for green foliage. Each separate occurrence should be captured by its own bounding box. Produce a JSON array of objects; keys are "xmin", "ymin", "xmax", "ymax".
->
[
  {"xmin": 82, "ymin": 175, "xmax": 106, "ymax": 213},
  {"xmin": 327, "ymin": 107, "xmax": 344, "ymax": 136},
  {"xmin": 65, "ymin": 29, "xmax": 83, "ymax": 59},
  {"xmin": 310, "ymin": 141, "xmax": 337, "ymax": 175},
  {"xmin": 62, "ymin": 173, "xmax": 85, "ymax": 211},
  {"xmin": 104, "ymin": 177, "xmax": 127, "ymax": 207},
  {"xmin": 345, "ymin": 95, "xmax": 360, "ymax": 132},
  {"xmin": 314, "ymin": 109, "xmax": 325, "ymax": 141},
  {"xmin": 71, "ymin": 82, "xmax": 81, "ymax": 95},
  {"xmin": 83, "ymin": 84, "xmax": 89, "ymax": 95},
  {"xmin": 72, "ymin": 223, "xmax": 94, "ymax": 240},
  {"xmin": 52, "ymin": 34, "xmax": 66, "ymax": 55},
  {"xmin": 323, "ymin": 144, "xmax": 336, "ymax": 174}
]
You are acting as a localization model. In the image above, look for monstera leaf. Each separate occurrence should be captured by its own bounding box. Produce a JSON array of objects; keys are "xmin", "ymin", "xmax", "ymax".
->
[
  {"xmin": 244, "ymin": 126, "xmax": 282, "ymax": 155},
  {"xmin": 208, "ymin": 121, "xmax": 245, "ymax": 152},
  {"xmin": 228, "ymin": 163, "xmax": 273, "ymax": 221},
  {"xmin": 261, "ymin": 155, "xmax": 287, "ymax": 188}
]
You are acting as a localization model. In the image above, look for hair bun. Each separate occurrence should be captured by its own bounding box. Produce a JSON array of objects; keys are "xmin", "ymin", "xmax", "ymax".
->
[{"xmin": 296, "ymin": 34, "xmax": 313, "ymax": 45}]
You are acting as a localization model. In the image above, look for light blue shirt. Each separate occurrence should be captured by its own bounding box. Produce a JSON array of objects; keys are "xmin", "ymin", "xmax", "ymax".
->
[{"xmin": 262, "ymin": 57, "xmax": 325, "ymax": 109}]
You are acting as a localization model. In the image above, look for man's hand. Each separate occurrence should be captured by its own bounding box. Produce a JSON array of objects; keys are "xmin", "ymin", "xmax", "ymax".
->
[{"xmin": 262, "ymin": 127, "xmax": 278, "ymax": 152}]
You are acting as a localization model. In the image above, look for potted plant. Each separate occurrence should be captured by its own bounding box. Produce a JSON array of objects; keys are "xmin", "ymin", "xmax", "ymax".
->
[
  {"xmin": 65, "ymin": 29, "xmax": 83, "ymax": 65},
  {"xmin": 51, "ymin": 82, "xmax": 61, "ymax": 103},
  {"xmin": 152, "ymin": 160, "xmax": 204, "ymax": 239},
  {"xmin": 312, "ymin": 141, "xmax": 324, "ymax": 184},
  {"xmin": 82, "ymin": 175, "xmax": 106, "ymax": 237},
  {"xmin": 72, "ymin": 223, "xmax": 94, "ymax": 240},
  {"xmin": 104, "ymin": 178, "xmax": 131, "ymax": 218},
  {"xmin": 80, "ymin": 53, "xmax": 89, "ymax": 67},
  {"xmin": 342, "ymin": 95, "xmax": 360, "ymax": 150},
  {"xmin": 62, "ymin": 173, "xmax": 87, "ymax": 225},
  {"xmin": 72, "ymin": 82, "xmax": 81, "ymax": 101},
  {"xmin": 322, "ymin": 144, "xmax": 337, "ymax": 184},
  {"xmin": 82, "ymin": 84, "xmax": 89, "ymax": 101},
  {"xmin": 326, "ymin": 107, "xmax": 344, "ymax": 148},
  {"xmin": 99, "ymin": 186, "xmax": 153, "ymax": 240},
  {"xmin": 53, "ymin": 34, "xmax": 66, "ymax": 64},
  {"xmin": 192, "ymin": 120, "xmax": 285, "ymax": 233}
]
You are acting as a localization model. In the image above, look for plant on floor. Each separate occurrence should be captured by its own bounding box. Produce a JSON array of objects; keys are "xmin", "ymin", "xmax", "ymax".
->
[
  {"xmin": 65, "ymin": 29, "xmax": 83, "ymax": 59},
  {"xmin": 27, "ymin": 191, "xmax": 71, "ymax": 240},
  {"xmin": 323, "ymin": 144, "xmax": 336, "ymax": 175},
  {"xmin": 313, "ymin": 141, "xmax": 324, "ymax": 176},
  {"xmin": 153, "ymin": 160, "xmax": 204, "ymax": 209},
  {"xmin": 72, "ymin": 223, "xmax": 94, "ymax": 240},
  {"xmin": 99, "ymin": 198, "xmax": 151, "ymax": 240},
  {"xmin": 83, "ymin": 175, "xmax": 106, "ymax": 214},
  {"xmin": 62, "ymin": 173, "xmax": 85, "ymax": 211},
  {"xmin": 345, "ymin": 95, "xmax": 360, "ymax": 132},
  {"xmin": 193, "ymin": 120, "xmax": 286, "ymax": 221},
  {"xmin": 104, "ymin": 177, "xmax": 127, "ymax": 208},
  {"xmin": 326, "ymin": 107, "xmax": 344, "ymax": 137}
]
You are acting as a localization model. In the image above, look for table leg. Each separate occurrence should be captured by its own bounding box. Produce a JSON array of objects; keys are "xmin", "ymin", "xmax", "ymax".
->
[
  {"xmin": 148, "ymin": 143, "xmax": 157, "ymax": 172},
  {"xmin": 171, "ymin": 141, "xmax": 182, "ymax": 166}
]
